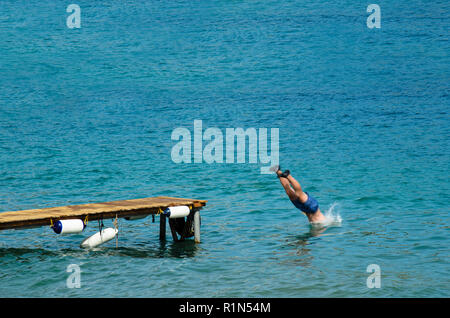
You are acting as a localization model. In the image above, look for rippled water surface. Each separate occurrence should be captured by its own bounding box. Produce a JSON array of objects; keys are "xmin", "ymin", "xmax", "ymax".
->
[{"xmin": 0, "ymin": 1, "xmax": 448, "ymax": 297}]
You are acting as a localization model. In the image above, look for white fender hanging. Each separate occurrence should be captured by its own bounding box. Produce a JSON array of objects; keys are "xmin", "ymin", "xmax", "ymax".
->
[
  {"xmin": 52, "ymin": 219, "xmax": 85, "ymax": 234},
  {"xmin": 80, "ymin": 227, "xmax": 118, "ymax": 248},
  {"xmin": 163, "ymin": 205, "xmax": 190, "ymax": 219}
]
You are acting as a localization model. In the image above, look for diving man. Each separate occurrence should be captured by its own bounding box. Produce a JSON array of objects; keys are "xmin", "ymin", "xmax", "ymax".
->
[{"xmin": 271, "ymin": 166, "xmax": 326, "ymax": 224}]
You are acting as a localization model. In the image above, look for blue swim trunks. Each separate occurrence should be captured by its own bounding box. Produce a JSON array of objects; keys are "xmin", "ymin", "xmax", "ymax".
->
[{"xmin": 291, "ymin": 192, "xmax": 319, "ymax": 214}]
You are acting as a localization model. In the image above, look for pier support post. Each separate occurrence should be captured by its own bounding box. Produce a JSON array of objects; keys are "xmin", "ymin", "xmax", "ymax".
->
[
  {"xmin": 168, "ymin": 218, "xmax": 179, "ymax": 242},
  {"xmin": 193, "ymin": 210, "xmax": 201, "ymax": 243},
  {"xmin": 159, "ymin": 214, "xmax": 166, "ymax": 241}
]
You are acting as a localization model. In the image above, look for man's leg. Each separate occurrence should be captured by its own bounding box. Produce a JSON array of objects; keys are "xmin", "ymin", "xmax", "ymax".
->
[
  {"xmin": 277, "ymin": 172, "xmax": 298, "ymax": 202},
  {"xmin": 273, "ymin": 166, "xmax": 308, "ymax": 203},
  {"xmin": 286, "ymin": 175, "xmax": 309, "ymax": 203}
]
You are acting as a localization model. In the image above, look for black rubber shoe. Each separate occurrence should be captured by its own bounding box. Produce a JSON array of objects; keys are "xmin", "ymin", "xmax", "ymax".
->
[{"xmin": 279, "ymin": 170, "xmax": 290, "ymax": 178}]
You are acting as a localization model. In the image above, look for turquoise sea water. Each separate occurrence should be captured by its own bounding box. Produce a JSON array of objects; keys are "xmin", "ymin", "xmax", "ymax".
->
[{"xmin": 0, "ymin": 1, "xmax": 448, "ymax": 297}]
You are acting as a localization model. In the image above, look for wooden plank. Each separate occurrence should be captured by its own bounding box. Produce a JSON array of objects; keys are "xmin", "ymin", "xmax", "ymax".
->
[{"xmin": 0, "ymin": 196, "xmax": 207, "ymax": 231}]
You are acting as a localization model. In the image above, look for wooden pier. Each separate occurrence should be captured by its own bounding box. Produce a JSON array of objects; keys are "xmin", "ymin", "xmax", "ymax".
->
[{"xmin": 0, "ymin": 196, "xmax": 207, "ymax": 243}]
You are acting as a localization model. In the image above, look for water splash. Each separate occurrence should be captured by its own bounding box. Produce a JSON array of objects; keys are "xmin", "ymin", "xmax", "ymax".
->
[{"xmin": 311, "ymin": 202, "xmax": 343, "ymax": 229}]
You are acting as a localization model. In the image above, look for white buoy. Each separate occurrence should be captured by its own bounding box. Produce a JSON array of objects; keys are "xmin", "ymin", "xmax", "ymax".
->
[
  {"xmin": 80, "ymin": 227, "xmax": 118, "ymax": 248},
  {"xmin": 53, "ymin": 219, "xmax": 85, "ymax": 234},
  {"xmin": 163, "ymin": 206, "xmax": 190, "ymax": 219}
]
